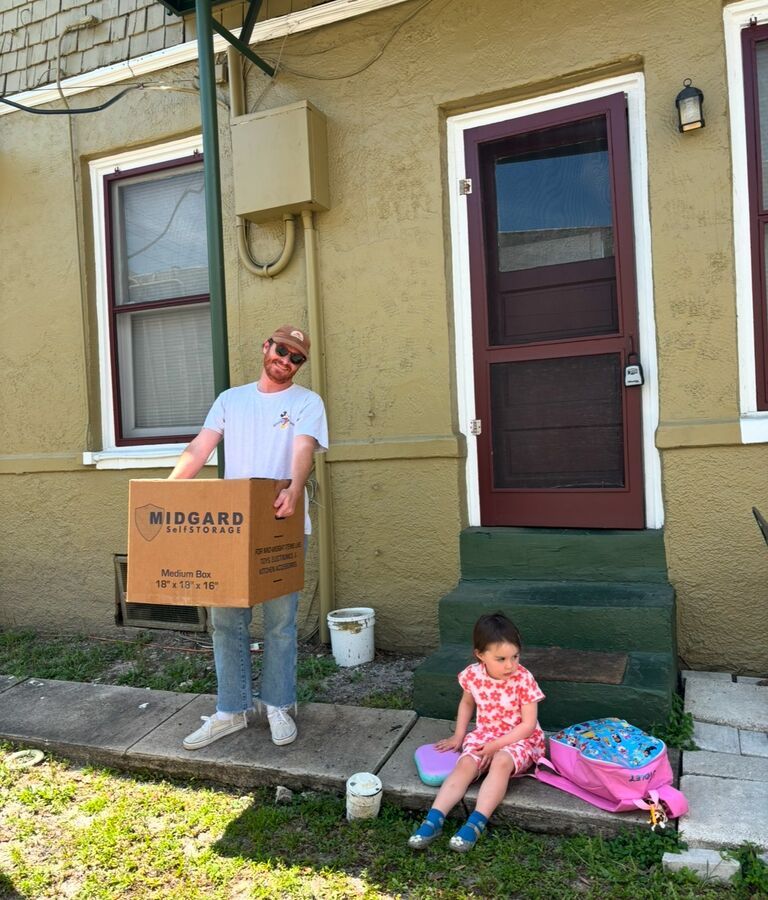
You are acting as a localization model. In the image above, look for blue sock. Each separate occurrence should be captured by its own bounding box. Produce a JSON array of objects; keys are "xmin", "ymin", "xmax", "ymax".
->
[
  {"xmin": 453, "ymin": 810, "xmax": 488, "ymax": 845},
  {"xmin": 414, "ymin": 807, "xmax": 444, "ymax": 838}
]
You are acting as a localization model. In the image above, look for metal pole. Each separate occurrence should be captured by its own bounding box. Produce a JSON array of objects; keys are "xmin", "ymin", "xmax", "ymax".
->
[{"xmin": 195, "ymin": 0, "xmax": 229, "ymax": 477}]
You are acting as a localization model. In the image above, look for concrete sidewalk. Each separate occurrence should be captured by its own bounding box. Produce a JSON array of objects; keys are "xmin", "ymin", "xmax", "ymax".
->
[
  {"xmin": 0, "ymin": 672, "xmax": 649, "ymax": 838},
  {"xmin": 1, "ymin": 670, "xmax": 765, "ymax": 850},
  {"xmin": 678, "ymin": 671, "xmax": 768, "ymax": 851}
]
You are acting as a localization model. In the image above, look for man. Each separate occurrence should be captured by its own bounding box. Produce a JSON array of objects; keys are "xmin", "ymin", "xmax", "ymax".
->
[{"xmin": 169, "ymin": 325, "xmax": 328, "ymax": 750}]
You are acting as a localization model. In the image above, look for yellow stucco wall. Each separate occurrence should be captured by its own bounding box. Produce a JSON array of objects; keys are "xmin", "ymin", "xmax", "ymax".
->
[
  {"xmin": 663, "ymin": 447, "xmax": 768, "ymax": 673},
  {"xmin": 1, "ymin": 0, "xmax": 766, "ymax": 669}
]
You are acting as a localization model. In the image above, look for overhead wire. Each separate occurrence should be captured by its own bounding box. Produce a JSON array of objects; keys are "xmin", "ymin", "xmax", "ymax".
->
[
  {"xmin": 246, "ymin": 27, "xmax": 289, "ymax": 113},
  {"xmin": 253, "ymin": 0, "xmax": 436, "ymax": 81},
  {"xmin": 0, "ymin": 85, "xmax": 142, "ymax": 114},
  {"xmin": 2, "ymin": 0, "xmax": 442, "ymax": 112},
  {"xmin": 0, "ymin": 81, "xmax": 231, "ymax": 115}
]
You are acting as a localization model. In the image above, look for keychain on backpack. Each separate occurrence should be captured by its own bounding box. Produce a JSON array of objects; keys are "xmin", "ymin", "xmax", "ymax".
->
[{"xmin": 648, "ymin": 800, "xmax": 668, "ymax": 831}]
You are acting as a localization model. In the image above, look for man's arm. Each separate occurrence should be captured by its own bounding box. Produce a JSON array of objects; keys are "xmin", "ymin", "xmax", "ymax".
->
[
  {"xmin": 168, "ymin": 428, "xmax": 222, "ymax": 480},
  {"xmin": 274, "ymin": 434, "xmax": 319, "ymax": 517}
]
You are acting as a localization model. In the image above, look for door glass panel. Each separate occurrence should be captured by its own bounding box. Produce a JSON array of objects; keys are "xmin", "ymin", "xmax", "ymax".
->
[
  {"xmin": 490, "ymin": 354, "xmax": 624, "ymax": 489},
  {"xmin": 494, "ymin": 117, "xmax": 613, "ymax": 273}
]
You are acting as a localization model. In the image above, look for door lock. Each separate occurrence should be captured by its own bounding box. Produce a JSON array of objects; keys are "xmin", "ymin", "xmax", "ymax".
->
[{"xmin": 624, "ymin": 352, "xmax": 644, "ymax": 387}]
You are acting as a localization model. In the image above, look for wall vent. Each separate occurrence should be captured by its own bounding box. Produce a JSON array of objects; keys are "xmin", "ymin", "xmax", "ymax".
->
[{"xmin": 114, "ymin": 554, "xmax": 207, "ymax": 632}]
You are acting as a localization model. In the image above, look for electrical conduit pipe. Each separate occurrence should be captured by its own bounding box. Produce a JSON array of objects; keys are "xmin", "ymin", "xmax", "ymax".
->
[
  {"xmin": 228, "ymin": 47, "xmax": 296, "ymax": 278},
  {"xmin": 302, "ymin": 208, "xmax": 336, "ymax": 643}
]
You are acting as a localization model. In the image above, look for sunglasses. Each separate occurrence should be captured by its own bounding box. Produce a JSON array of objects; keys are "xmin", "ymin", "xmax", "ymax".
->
[{"xmin": 271, "ymin": 341, "xmax": 306, "ymax": 366}]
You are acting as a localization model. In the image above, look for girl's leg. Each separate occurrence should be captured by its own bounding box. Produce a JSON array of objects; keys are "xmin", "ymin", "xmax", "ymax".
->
[
  {"xmin": 408, "ymin": 756, "xmax": 478, "ymax": 850},
  {"xmin": 473, "ymin": 751, "xmax": 516, "ymax": 818},
  {"xmin": 432, "ymin": 755, "xmax": 479, "ymax": 816},
  {"xmin": 449, "ymin": 752, "xmax": 516, "ymax": 852}
]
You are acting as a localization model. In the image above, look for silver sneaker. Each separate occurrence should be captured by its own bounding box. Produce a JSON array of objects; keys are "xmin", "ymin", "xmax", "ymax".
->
[
  {"xmin": 183, "ymin": 711, "xmax": 247, "ymax": 750},
  {"xmin": 266, "ymin": 704, "xmax": 297, "ymax": 746}
]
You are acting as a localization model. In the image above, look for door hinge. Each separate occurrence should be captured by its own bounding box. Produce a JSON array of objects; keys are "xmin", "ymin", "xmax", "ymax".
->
[
  {"xmin": 459, "ymin": 178, "xmax": 472, "ymax": 195},
  {"xmin": 470, "ymin": 419, "xmax": 482, "ymax": 435}
]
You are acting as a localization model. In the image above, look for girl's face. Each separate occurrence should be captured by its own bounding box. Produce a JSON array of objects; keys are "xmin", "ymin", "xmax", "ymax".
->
[{"xmin": 475, "ymin": 640, "xmax": 520, "ymax": 680}]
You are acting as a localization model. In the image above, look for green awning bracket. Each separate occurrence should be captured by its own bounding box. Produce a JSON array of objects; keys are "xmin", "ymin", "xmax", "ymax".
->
[
  {"xmin": 156, "ymin": 0, "xmax": 274, "ymax": 78},
  {"xmin": 239, "ymin": 0, "xmax": 265, "ymax": 46},
  {"xmin": 210, "ymin": 16, "xmax": 275, "ymax": 78}
]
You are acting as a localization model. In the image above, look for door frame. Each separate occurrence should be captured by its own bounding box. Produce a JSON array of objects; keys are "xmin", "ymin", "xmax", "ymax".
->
[{"xmin": 447, "ymin": 72, "xmax": 662, "ymax": 529}]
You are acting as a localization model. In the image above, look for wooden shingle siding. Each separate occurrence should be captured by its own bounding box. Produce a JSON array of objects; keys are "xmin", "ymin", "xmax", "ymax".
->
[{"xmin": 0, "ymin": 0, "xmax": 329, "ymax": 96}]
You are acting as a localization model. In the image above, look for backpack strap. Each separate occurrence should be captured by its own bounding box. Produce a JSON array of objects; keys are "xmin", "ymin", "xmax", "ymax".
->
[
  {"xmin": 653, "ymin": 784, "xmax": 689, "ymax": 819},
  {"xmin": 631, "ymin": 788, "xmax": 659, "ymax": 812}
]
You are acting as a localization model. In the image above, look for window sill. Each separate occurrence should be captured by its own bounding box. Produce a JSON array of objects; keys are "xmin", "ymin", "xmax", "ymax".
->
[
  {"xmin": 655, "ymin": 415, "xmax": 768, "ymax": 447},
  {"xmin": 82, "ymin": 446, "xmax": 217, "ymax": 470},
  {"xmin": 740, "ymin": 413, "xmax": 768, "ymax": 444}
]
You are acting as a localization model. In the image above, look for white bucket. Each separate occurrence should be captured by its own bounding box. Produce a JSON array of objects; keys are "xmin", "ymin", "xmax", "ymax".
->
[
  {"xmin": 327, "ymin": 607, "xmax": 375, "ymax": 667},
  {"xmin": 346, "ymin": 772, "xmax": 383, "ymax": 820}
]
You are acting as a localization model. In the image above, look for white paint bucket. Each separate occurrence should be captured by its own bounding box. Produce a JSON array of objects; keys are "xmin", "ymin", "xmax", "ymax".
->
[
  {"xmin": 327, "ymin": 607, "xmax": 375, "ymax": 667},
  {"xmin": 346, "ymin": 772, "xmax": 383, "ymax": 820}
]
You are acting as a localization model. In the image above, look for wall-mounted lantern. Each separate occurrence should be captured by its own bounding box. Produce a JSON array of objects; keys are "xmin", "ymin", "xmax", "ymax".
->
[{"xmin": 675, "ymin": 79, "xmax": 705, "ymax": 132}]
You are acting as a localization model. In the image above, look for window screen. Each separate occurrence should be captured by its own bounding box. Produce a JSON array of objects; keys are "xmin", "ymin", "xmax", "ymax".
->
[{"xmin": 107, "ymin": 159, "xmax": 214, "ymax": 442}]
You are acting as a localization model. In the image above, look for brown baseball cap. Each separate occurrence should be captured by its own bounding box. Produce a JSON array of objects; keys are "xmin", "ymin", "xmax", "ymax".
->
[{"xmin": 270, "ymin": 325, "xmax": 310, "ymax": 358}]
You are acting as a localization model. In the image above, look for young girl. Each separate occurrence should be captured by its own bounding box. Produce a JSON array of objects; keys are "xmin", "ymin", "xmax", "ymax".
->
[{"xmin": 408, "ymin": 612, "xmax": 545, "ymax": 852}]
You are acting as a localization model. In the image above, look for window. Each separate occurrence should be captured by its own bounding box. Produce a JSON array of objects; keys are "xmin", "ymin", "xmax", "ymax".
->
[
  {"xmin": 87, "ymin": 137, "xmax": 215, "ymax": 466},
  {"xmin": 743, "ymin": 22, "xmax": 768, "ymax": 411}
]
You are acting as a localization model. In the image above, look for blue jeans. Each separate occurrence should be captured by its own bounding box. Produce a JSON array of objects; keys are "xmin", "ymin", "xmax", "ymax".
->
[{"xmin": 210, "ymin": 588, "xmax": 299, "ymax": 713}]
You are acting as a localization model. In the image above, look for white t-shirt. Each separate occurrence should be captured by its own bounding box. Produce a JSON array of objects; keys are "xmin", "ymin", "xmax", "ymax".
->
[{"xmin": 203, "ymin": 382, "xmax": 329, "ymax": 533}]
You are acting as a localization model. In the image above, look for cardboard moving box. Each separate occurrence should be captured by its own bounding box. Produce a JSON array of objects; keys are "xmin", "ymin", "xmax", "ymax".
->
[{"xmin": 127, "ymin": 478, "xmax": 304, "ymax": 607}]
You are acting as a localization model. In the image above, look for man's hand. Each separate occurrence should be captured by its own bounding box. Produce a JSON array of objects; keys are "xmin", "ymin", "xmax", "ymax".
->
[
  {"xmin": 276, "ymin": 435, "xmax": 318, "ymax": 518},
  {"xmin": 274, "ymin": 485, "xmax": 301, "ymax": 518}
]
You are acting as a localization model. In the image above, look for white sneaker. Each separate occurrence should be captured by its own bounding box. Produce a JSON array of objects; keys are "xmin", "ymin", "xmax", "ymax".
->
[
  {"xmin": 183, "ymin": 711, "xmax": 247, "ymax": 750},
  {"xmin": 266, "ymin": 704, "xmax": 297, "ymax": 746}
]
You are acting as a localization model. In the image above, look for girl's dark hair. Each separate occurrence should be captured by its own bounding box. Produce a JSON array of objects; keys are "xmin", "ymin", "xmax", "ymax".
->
[{"xmin": 472, "ymin": 612, "xmax": 522, "ymax": 653}]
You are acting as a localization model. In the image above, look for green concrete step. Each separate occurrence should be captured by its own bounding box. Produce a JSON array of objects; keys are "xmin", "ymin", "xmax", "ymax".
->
[
  {"xmin": 437, "ymin": 580, "xmax": 676, "ymax": 654},
  {"xmin": 461, "ymin": 527, "xmax": 668, "ymax": 583},
  {"xmin": 413, "ymin": 644, "xmax": 676, "ymax": 732}
]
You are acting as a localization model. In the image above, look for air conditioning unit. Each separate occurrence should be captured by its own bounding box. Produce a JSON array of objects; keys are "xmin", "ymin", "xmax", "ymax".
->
[{"xmin": 114, "ymin": 554, "xmax": 207, "ymax": 632}]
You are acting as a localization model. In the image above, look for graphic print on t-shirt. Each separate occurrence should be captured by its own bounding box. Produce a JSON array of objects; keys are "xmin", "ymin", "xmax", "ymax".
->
[{"xmin": 274, "ymin": 411, "xmax": 295, "ymax": 429}]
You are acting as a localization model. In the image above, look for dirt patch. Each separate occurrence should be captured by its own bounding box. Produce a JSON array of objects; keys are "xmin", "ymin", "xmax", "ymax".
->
[
  {"xmin": 33, "ymin": 627, "xmax": 426, "ymax": 707},
  {"xmin": 310, "ymin": 649, "xmax": 424, "ymax": 705}
]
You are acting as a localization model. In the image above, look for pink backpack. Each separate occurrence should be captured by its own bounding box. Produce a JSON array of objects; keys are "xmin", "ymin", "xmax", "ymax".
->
[{"xmin": 533, "ymin": 718, "xmax": 688, "ymax": 827}]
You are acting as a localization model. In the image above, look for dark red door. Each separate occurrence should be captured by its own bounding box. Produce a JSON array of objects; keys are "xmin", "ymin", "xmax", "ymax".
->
[{"xmin": 464, "ymin": 94, "xmax": 644, "ymax": 528}]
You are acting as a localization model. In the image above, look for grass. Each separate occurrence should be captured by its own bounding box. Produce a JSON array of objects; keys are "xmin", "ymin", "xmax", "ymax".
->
[
  {"xmin": 0, "ymin": 634, "xmax": 761, "ymax": 896},
  {"xmin": 649, "ymin": 694, "xmax": 698, "ymax": 752},
  {"xmin": 360, "ymin": 689, "xmax": 411, "ymax": 710},
  {"xmin": 296, "ymin": 654, "xmax": 339, "ymax": 702},
  {"xmin": 0, "ymin": 628, "xmax": 422, "ymax": 711},
  {"xmin": 0, "ymin": 744, "xmax": 755, "ymax": 899},
  {"xmin": 0, "ymin": 629, "xmax": 149, "ymax": 685}
]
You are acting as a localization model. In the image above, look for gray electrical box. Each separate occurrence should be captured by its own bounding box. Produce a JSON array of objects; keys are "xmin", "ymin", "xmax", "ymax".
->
[{"xmin": 231, "ymin": 100, "xmax": 330, "ymax": 224}]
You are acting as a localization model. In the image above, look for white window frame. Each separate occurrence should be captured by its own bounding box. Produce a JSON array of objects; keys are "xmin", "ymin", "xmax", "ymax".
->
[
  {"xmin": 446, "ymin": 72, "xmax": 663, "ymax": 528},
  {"xmin": 725, "ymin": 0, "xmax": 768, "ymax": 442},
  {"xmin": 84, "ymin": 134, "xmax": 216, "ymax": 470}
]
